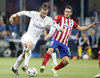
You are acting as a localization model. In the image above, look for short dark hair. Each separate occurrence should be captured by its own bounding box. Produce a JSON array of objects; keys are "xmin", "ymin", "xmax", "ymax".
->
[
  {"xmin": 41, "ymin": 2, "xmax": 49, "ymax": 11},
  {"xmin": 65, "ymin": 6, "xmax": 73, "ymax": 12}
]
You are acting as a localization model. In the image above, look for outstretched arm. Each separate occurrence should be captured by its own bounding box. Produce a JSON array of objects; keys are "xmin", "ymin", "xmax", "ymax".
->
[
  {"xmin": 9, "ymin": 11, "xmax": 35, "ymax": 24},
  {"xmin": 76, "ymin": 22, "xmax": 99, "ymax": 31},
  {"xmin": 9, "ymin": 13, "xmax": 18, "ymax": 24}
]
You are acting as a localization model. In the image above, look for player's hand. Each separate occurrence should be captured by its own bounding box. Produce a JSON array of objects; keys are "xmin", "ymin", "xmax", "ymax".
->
[
  {"xmin": 44, "ymin": 36, "xmax": 49, "ymax": 41},
  {"xmin": 9, "ymin": 16, "xmax": 14, "ymax": 24},
  {"xmin": 60, "ymin": 28, "xmax": 64, "ymax": 32},
  {"xmin": 44, "ymin": 34, "xmax": 51, "ymax": 41},
  {"xmin": 91, "ymin": 22, "xmax": 99, "ymax": 27}
]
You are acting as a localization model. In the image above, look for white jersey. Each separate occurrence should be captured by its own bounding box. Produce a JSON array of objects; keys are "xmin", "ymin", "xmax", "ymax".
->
[
  {"xmin": 17, "ymin": 11, "xmax": 60, "ymax": 40},
  {"xmin": 16, "ymin": 11, "xmax": 61, "ymax": 47}
]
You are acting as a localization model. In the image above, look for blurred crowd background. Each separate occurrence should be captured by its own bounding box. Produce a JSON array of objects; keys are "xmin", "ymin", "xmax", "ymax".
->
[{"xmin": 0, "ymin": 0, "xmax": 100, "ymax": 59}]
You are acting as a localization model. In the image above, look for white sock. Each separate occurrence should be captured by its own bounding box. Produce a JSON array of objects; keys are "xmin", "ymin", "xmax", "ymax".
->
[
  {"xmin": 24, "ymin": 48, "xmax": 31, "ymax": 67},
  {"xmin": 51, "ymin": 52, "xmax": 57, "ymax": 64},
  {"xmin": 13, "ymin": 54, "xmax": 24, "ymax": 70}
]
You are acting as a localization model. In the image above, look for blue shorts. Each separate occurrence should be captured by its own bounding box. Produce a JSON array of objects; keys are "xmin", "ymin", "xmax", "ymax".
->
[{"xmin": 48, "ymin": 40, "xmax": 70, "ymax": 58}]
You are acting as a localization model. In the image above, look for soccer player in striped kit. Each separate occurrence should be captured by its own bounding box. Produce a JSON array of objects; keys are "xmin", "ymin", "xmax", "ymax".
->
[
  {"xmin": 9, "ymin": 2, "xmax": 63, "ymax": 75},
  {"xmin": 40, "ymin": 6, "xmax": 99, "ymax": 76}
]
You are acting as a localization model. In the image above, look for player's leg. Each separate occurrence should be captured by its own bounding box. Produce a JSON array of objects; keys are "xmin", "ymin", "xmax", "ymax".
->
[
  {"xmin": 54, "ymin": 56, "xmax": 69, "ymax": 70},
  {"xmin": 22, "ymin": 41, "xmax": 34, "ymax": 71},
  {"xmin": 11, "ymin": 49, "xmax": 25, "ymax": 75},
  {"xmin": 40, "ymin": 48, "xmax": 54, "ymax": 73},
  {"xmin": 42, "ymin": 48, "xmax": 54, "ymax": 66},
  {"xmin": 52, "ymin": 44, "xmax": 70, "ymax": 76},
  {"xmin": 93, "ymin": 51, "xmax": 100, "ymax": 78},
  {"xmin": 40, "ymin": 40, "xmax": 58, "ymax": 73},
  {"xmin": 51, "ymin": 52, "xmax": 57, "ymax": 66},
  {"xmin": 52, "ymin": 56, "xmax": 69, "ymax": 76},
  {"xmin": 78, "ymin": 46, "xmax": 82, "ymax": 59}
]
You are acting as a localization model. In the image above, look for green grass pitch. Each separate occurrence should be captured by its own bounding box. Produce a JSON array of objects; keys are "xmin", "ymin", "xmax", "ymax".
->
[{"xmin": 0, "ymin": 57, "xmax": 99, "ymax": 78}]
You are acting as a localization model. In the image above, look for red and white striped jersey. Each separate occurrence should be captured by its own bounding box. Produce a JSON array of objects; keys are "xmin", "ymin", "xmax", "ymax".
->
[{"xmin": 51, "ymin": 15, "xmax": 78, "ymax": 45}]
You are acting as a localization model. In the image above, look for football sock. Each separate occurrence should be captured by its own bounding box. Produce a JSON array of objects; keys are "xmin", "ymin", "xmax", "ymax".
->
[
  {"xmin": 98, "ymin": 51, "xmax": 100, "ymax": 69},
  {"xmin": 24, "ymin": 48, "xmax": 31, "ymax": 67},
  {"xmin": 51, "ymin": 52, "xmax": 57, "ymax": 64},
  {"xmin": 54, "ymin": 61, "xmax": 65, "ymax": 70},
  {"xmin": 78, "ymin": 48, "xmax": 82, "ymax": 58},
  {"xmin": 88, "ymin": 48, "xmax": 92, "ymax": 58},
  {"xmin": 42, "ymin": 53, "xmax": 51, "ymax": 66},
  {"xmin": 13, "ymin": 54, "xmax": 24, "ymax": 70}
]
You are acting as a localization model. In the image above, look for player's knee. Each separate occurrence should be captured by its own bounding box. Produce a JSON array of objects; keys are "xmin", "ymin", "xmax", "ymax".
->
[
  {"xmin": 47, "ymin": 48, "xmax": 54, "ymax": 55},
  {"xmin": 26, "ymin": 41, "xmax": 33, "ymax": 50},
  {"xmin": 63, "ymin": 59, "xmax": 69, "ymax": 65},
  {"xmin": 62, "ymin": 56, "xmax": 69, "ymax": 65}
]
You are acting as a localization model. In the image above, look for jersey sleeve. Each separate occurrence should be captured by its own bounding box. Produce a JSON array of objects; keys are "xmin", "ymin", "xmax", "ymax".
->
[
  {"xmin": 48, "ymin": 17, "xmax": 61, "ymax": 31},
  {"xmin": 73, "ymin": 21, "xmax": 78, "ymax": 28},
  {"xmin": 17, "ymin": 11, "xmax": 37, "ymax": 18},
  {"xmin": 49, "ymin": 26, "xmax": 56, "ymax": 35}
]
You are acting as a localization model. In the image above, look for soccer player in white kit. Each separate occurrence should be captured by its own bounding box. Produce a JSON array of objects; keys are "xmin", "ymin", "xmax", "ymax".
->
[{"xmin": 9, "ymin": 2, "xmax": 63, "ymax": 75}]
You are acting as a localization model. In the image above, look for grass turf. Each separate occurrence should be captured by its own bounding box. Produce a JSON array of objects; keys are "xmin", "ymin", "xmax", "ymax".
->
[{"xmin": 0, "ymin": 57, "xmax": 99, "ymax": 78}]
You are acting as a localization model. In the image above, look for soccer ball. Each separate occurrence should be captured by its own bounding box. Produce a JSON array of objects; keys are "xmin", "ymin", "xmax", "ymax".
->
[
  {"xmin": 27, "ymin": 67, "xmax": 37, "ymax": 77},
  {"xmin": 83, "ymin": 54, "xmax": 89, "ymax": 60}
]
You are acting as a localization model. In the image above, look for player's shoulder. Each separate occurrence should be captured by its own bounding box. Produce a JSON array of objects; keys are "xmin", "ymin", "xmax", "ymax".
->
[
  {"xmin": 54, "ymin": 15, "xmax": 64, "ymax": 19},
  {"xmin": 30, "ymin": 11, "xmax": 39, "ymax": 14},
  {"xmin": 45, "ymin": 16, "xmax": 53, "ymax": 20}
]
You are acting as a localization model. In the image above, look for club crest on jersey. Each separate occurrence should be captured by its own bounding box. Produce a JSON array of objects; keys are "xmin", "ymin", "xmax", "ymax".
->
[
  {"xmin": 43, "ymin": 21, "xmax": 46, "ymax": 24},
  {"xmin": 50, "ymin": 41, "xmax": 54, "ymax": 46}
]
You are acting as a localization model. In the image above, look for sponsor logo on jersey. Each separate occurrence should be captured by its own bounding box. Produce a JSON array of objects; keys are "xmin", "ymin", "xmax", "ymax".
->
[{"xmin": 63, "ymin": 24, "xmax": 71, "ymax": 29}]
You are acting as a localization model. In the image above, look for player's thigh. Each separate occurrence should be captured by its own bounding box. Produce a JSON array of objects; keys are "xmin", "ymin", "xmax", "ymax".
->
[
  {"xmin": 25, "ymin": 41, "xmax": 33, "ymax": 50},
  {"xmin": 59, "ymin": 45, "xmax": 70, "ymax": 58},
  {"xmin": 21, "ymin": 33, "xmax": 36, "ymax": 50},
  {"xmin": 48, "ymin": 40, "xmax": 59, "ymax": 55}
]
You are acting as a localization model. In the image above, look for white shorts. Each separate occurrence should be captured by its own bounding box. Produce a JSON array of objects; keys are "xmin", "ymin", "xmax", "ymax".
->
[{"xmin": 21, "ymin": 33, "xmax": 38, "ymax": 49}]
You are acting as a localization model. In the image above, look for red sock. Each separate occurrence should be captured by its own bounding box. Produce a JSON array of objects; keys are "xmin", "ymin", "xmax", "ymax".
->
[
  {"xmin": 54, "ymin": 61, "xmax": 65, "ymax": 70},
  {"xmin": 98, "ymin": 51, "xmax": 100, "ymax": 69},
  {"xmin": 42, "ymin": 53, "xmax": 50, "ymax": 66}
]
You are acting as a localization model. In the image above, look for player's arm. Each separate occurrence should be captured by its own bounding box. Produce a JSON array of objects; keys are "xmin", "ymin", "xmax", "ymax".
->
[
  {"xmin": 44, "ymin": 26, "xmax": 55, "ymax": 41},
  {"xmin": 44, "ymin": 34, "xmax": 51, "ymax": 41},
  {"xmin": 48, "ymin": 16, "xmax": 64, "ymax": 33},
  {"xmin": 9, "ymin": 13, "xmax": 18, "ymax": 24},
  {"xmin": 51, "ymin": 21, "xmax": 64, "ymax": 32},
  {"xmin": 76, "ymin": 22, "xmax": 99, "ymax": 31},
  {"xmin": 9, "ymin": 11, "xmax": 34, "ymax": 24}
]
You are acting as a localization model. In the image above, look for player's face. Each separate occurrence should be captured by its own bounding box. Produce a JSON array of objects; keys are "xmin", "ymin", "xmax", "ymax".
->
[
  {"xmin": 40, "ymin": 9, "xmax": 48, "ymax": 19},
  {"xmin": 64, "ymin": 8, "xmax": 72, "ymax": 18}
]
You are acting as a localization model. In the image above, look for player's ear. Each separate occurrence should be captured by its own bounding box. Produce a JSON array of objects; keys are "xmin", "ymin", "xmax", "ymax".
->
[{"xmin": 71, "ymin": 12, "xmax": 72, "ymax": 15}]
